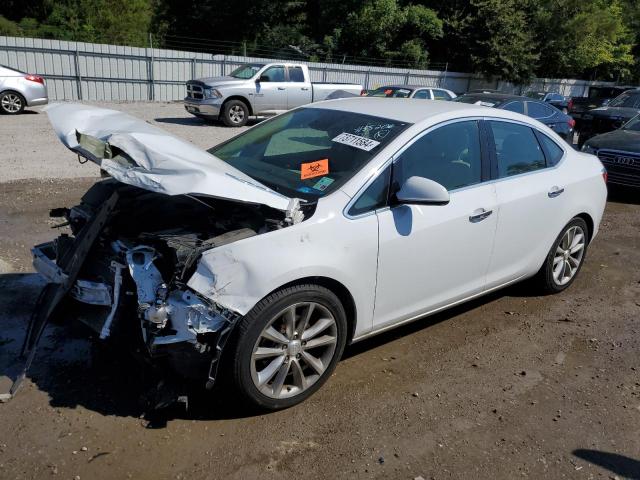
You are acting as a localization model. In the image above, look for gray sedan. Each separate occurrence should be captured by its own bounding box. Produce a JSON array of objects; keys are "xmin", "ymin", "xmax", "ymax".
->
[{"xmin": 0, "ymin": 65, "xmax": 48, "ymax": 114}]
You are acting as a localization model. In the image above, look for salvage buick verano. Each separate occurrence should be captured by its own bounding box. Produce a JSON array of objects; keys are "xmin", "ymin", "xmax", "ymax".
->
[{"xmin": 21, "ymin": 98, "xmax": 607, "ymax": 410}]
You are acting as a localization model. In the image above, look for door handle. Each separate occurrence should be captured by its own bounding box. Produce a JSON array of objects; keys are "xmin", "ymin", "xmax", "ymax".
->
[
  {"xmin": 277, "ymin": 87, "xmax": 286, "ymax": 90},
  {"xmin": 301, "ymin": 87, "xmax": 309, "ymax": 91},
  {"xmin": 469, "ymin": 208, "xmax": 493, "ymax": 223},
  {"xmin": 548, "ymin": 186, "xmax": 565, "ymax": 198}
]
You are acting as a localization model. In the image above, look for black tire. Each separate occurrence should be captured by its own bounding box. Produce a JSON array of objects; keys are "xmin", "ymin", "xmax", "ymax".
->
[
  {"xmin": 228, "ymin": 284, "xmax": 347, "ymax": 410},
  {"xmin": 534, "ymin": 217, "xmax": 589, "ymax": 294},
  {"xmin": 0, "ymin": 91, "xmax": 26, "ymax": 115},
  {"xmin": 221, "ymin": 99, "xmax": 249, "ymax": 127}
]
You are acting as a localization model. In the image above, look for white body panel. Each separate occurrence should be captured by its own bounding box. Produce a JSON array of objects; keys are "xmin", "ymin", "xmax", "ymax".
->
[{"xmin": 48, "ymin": 98, "xmax": 608, "ymax": 342}]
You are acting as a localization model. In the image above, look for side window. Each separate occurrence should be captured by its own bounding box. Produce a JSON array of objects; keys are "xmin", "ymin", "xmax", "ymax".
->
[
  {"xmin": 288, "ymin": 66, "xmax": 305, "ymax": 82},
  {"xmin": 489, "ymin": 121, "xmax": 546, "ymax": 177},
  {"xmin": 526, "ymin": 101, "xmax": 554, "ymax": 119},
  {"xmin": 502, "ymin": 101, "xmax": 525, "ymax": 114},
  {"xmin": 348, "ymin": 167, "xmax": 391, "ymax": 216},
  {"xmin": 395, "ymin": 121, "xmax": 482, "ymax": 191},
  {"xmin": 432, "ymin": 89, "xmax": 452, "ymax": 100},
  {"xmin": 413, "ymin": 90, "xmax": 430, "ymax": 100},
  {"xmin": 261, "ymin": 66, "xmax": 285, "ymax": 82},
  {"xmin": 537, "ymin": 133, "xmax": 565, "ymax": 166}
]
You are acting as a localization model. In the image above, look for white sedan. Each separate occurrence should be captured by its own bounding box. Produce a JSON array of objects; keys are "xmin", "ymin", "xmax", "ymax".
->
[{"xmin": 25, "ymin": 99, "xmax": 607, "ymax": 410}]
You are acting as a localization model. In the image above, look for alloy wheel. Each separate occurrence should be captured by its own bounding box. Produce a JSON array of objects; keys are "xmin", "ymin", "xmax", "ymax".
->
[
  {"xmin": 552, "ymin": 225, "xmax": 585, "ymax": 286},
  {"xmin": 250, "ymin": 302, "xmax": 338, "ymax": 399},
  {"xmin": 1, "ymin": 93, "xmax": 22, "ymax": 113},
  {"xmin": 229, "ymin": 105, "xmax": 245, "ymax": 124}
]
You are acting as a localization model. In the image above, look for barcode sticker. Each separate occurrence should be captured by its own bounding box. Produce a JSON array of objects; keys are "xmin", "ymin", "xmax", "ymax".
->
[{"xmin": 332, "ymin": 132, "xmax": 381, "ymax": 152}]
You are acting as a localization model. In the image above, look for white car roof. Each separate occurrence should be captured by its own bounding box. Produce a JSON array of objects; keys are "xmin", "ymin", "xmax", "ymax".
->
[{"xmin": 307, "ymin": 97, "xmax": 501, "ymax": 124}]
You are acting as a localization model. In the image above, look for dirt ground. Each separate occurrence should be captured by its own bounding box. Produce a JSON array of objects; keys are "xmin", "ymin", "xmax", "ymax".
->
[{"xmin": 0, "ymin": 105, "xmax": 639, "ymax": 480}]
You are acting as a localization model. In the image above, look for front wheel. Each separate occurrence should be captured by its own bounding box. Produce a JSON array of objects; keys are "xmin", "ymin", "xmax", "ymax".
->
[
  {"xmin": 535, "ymin": 217, "xmax": 589, "ymax": 293},
  {"xmin": 228, "ymin": 284, "xmax": 347, "ymax": 410},
  {"xmin": 0, "ymin": 91, "xmax": 25, "ymax": 114},
  {"xmin": 221, "ymin": 99, "xmax": 249, "ymax": 127}
]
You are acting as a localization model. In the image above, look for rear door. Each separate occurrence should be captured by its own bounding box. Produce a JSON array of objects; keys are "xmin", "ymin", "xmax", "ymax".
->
[
  {"xmin": 485, "ymin": 119, "xmax": 571, "ymax": 288},
  {"xmin": 286, "ymin": 65, "xmax": 312, "ymax": 109}
]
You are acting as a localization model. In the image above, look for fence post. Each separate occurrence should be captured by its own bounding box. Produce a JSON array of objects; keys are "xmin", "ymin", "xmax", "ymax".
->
[
  {"xmin": 322, "ymin": 67, "xmax": 327, "ymax": 82},
  {"xmin": 440, "ymin": 62, "xmax": 448, "ymax": 88},
  {"xmin": 148, "ymin": 47, "xmax": 155, "ymax": 101},
  {"xmin": 364, "ymin": 69, "xmax": 371, "ymax": 90},
  {"xmin": 74, "ymin": 46, "xmax": 83, "ymax": 101},
  {"xmin": 222, "ymin": 56, "xmax": 226, "ymax": 76},
  {"xmin": 191, "ymin": 58, "xmax": 196, "ymax": 81},
  {"xmin": 405, "ymin": 71, "xmax": 410, "ymax": 85}
]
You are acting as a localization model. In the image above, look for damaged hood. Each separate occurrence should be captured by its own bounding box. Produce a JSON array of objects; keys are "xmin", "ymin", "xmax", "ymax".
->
[{"xmin": 45, "ymin": 103, "xmax": 292, "ymax": 212}]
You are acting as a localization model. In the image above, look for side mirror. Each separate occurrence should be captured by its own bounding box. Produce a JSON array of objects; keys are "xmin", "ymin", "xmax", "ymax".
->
[
  {"xmin": 394, "ymin": 176, "xmax": 450, "ymax": 206},
  {"xmin": 257, "ymin": 75, "xmax": 270, "ymax": 83}
]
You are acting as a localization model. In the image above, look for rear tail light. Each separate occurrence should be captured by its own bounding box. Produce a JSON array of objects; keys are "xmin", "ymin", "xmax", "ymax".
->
[
  {"xmin": 360, "ymin": 89, "xmax": 367, "ymax": 96},
  {"xmin": 24, "ymin": 74, "xmax": 44, "ymax": 84},
  {"xmin": 568, "ymin": 117, "xmax": 576, "ymax": 128},
  {"xmin": 568, "ymin": 99, "xmax": 573, "ymax": 111}
]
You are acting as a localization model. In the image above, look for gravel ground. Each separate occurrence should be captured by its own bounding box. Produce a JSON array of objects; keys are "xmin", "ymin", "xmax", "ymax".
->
[
  {"xmin": 0, "ymin": 104, "xmax": 639, "ymax": 480},
  {"xmin": 0, "ymin": 101, "xmax": 249, "ymax": 182}
]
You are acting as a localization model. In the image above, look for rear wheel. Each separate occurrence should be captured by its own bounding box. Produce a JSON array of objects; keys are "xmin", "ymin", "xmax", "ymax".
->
[
  {"xmin": 222, "ymin": 99, "xmax": 249, "ymax": 127},
  {"xmin": 535, "ymin": 217, "xmax": 589, "ymax": 293},
  {"xmin": 0, "ymin": 91, "xmax": 25, "ymax": 114},
  {"xmin": 228, "ymin": 284, "xmax": 347, "ymax": 410}
]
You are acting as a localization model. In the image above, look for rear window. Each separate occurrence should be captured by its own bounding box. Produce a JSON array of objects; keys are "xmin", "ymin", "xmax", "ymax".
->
[
  {"xmin": 454, "ymin": 95, "xmax": 499, "ymax": 107},
  {"xmin": 367, "ymin": 87, "xmax": 412, "ymax": 98},
  {"xmin": 537, "ymin": 134, "xmax": 564, "ymax": 166},
  {"xmin": 609, "ymin": 92, "xmax": 640, "ymax": 108},
  {"xmin": 527, "ymin": 101, "xmax": 555, "ymax": 118}
]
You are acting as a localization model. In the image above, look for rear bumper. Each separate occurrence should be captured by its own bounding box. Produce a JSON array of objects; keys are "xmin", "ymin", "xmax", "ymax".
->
[
  {"xmin": 28, "ymin": 97, "xmax": 48, "ymax": 107},
  {"xmin": 184, "ymin": 98, "xmax": 222, "ymax": 118}
]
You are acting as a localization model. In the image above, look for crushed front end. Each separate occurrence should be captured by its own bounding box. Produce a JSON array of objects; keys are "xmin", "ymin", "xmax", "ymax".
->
[{"xmin": 23, "ymin": 179, "xmax": 293, "ymax": 396}]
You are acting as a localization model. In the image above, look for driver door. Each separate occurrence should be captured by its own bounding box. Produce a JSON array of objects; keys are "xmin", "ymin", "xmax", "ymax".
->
[
  {"xmin": 372, "ymin": 120, "xmax": 498, "ymax": 330},
  {"xmin": 253, "ymin": 65, "xmax": 287, "ymax": 113}
]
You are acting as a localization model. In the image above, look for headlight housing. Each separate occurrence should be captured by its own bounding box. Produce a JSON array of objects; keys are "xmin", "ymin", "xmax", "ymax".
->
[
  {"xmin": 204, "ymin": 88, "xmax": 222, "ymax": 99},
  {"xmin": 581, "ymin": 144, "xmax": 597, "ymax": 154}
]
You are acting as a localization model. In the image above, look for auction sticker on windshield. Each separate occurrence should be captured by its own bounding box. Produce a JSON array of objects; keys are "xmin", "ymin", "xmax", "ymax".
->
[{"xmin": 332, "ymin": 132, "xmax": 381, "ymax": 151}]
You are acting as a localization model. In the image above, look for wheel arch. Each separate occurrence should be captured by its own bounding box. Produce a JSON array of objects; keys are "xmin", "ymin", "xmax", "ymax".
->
[
  {"xmin": 221, "ymin": 95, "xmax": 253, "ymax": 116},
  {"xmin": 575, "ymin": 212, "xmax": 594, "ymax": 243},
  {"xmin": 266, "ymin": 276, "xmax": 358, "ymax": 344}
]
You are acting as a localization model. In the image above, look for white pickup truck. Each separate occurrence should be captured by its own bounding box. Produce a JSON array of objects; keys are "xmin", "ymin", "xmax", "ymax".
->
[{"xmin": 184, "ymin": 63, "xmax": 363, "ymax": 126}]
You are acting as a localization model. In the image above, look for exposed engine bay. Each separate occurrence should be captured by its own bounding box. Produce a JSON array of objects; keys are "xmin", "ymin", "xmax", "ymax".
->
[{"xmin": 25, "ymin": 179, "xmax": 307, "ymax": 394}]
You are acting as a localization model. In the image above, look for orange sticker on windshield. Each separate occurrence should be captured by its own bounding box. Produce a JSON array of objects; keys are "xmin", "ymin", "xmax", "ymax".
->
[{"xmin": 301, "ymin": 159, "xmax": 329, "ymax": 180}]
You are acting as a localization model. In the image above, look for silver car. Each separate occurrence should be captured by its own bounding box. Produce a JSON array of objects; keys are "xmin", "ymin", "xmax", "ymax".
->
[{"xmin": 0, "ymin": 65, "xmax": 48, "ymax": 114}]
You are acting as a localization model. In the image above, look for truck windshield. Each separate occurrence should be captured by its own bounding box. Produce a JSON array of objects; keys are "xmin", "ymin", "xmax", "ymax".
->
[
  {"xmin": 229, "ymin": 64, "xmax": 265, "ymax": 79},
  {"xmin": 209, "ymin": 108, "xmax": 410, "ymax": 200}
]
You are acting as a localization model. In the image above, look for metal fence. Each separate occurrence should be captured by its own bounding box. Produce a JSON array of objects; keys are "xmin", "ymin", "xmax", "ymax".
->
[{"xmin": 0, "ymin": 35, "xmax": 617, "ymax": 102}]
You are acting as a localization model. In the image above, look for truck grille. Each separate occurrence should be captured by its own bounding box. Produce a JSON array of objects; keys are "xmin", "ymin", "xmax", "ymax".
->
[
  {"xmin": 186, "ymin": 83, "xmax": 204, "ymax": 100},
  {"xmin": 597, "ymin": 150, "xmax": 640, "ymax": 187}
]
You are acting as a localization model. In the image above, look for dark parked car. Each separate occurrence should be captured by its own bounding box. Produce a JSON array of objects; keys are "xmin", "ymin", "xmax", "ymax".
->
[
  {"xmin": 525, "ymin": 91, "xmax": 570, "ymax": 113},
  {"xmin": 582, "ymin": 114, "xmax": 640, "ymax": 188},
  {"xmin": 577, "ymin": 89, "xmax": 640, "ymax": 145},
  {"xmin": 569, "ymin": 85, "xmax": 634, "ymax": 124},
  {"xmin": 454, "ymin": 93, "xmax": 575, "ymax": 141}
]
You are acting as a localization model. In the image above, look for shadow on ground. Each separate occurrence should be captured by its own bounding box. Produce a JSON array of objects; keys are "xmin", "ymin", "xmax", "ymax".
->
[
  {"xmin": 0, "ymin": 272, "xmax": 538, "ymax": 426},
  {"xmin": 573, "ymin": 449, "xmax": 640, "ymax": 479},
  {"xmin": 154, "ymin": 116, "xmax": 264, "ymax": 128},
  {"xmin": 608, "ymin": 185, "xmax": 640, "ymax": 206}
]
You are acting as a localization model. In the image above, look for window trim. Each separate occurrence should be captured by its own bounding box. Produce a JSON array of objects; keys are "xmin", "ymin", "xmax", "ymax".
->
[
  {"xmin": 485, "ymin": 118, "xmax": 567, "ymax": 182},
  {"xmin": 343, "ymin": 116, "xmax": 488, "ymax": 220}
]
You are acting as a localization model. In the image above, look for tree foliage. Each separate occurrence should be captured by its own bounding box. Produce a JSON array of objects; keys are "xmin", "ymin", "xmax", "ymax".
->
[{"xmin": 0, "ymin": 0, "xmax": 639, "ymax": 83}]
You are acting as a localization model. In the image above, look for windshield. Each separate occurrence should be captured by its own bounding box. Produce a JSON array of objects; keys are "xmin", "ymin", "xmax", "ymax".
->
[
  {"xmin": 209, "ymin": 108, "xmax": 410, "ymax": 201},
  {"xmin": 367, "ymin": 87, "xmax": 413, "ymax": 98},
  {"xmin": 525, "ymin": 92, "xmax": 545, "ymax": 99},
  {"xmin": 229, "ymin": 64, "xmax": 264, "ymax": 79},
  {"xmin": 622, "ymin": 115, "xmax": 640, "ymax": 131},
  {"xmin": 609, "ymin": 91, "xmax": 640, "ymax": 108}
]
